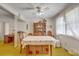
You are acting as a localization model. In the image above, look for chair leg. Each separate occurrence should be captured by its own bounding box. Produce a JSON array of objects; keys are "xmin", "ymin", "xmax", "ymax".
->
[{"xmin": 20, "ymin": 44, "xmax": 22, "ymax": 53}]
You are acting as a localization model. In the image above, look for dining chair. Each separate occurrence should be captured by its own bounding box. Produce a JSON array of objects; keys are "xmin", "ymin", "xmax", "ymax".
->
[
  {"xmin": 28, "ymin": 33, "xmax": 33, "ymax": 36},
  {"xmin": 18, "ymin": 31, "xmax": 25, "ymax": 53},
  {"xmin": 27, "ymin": 33, "xmax": 33, "ymax": 54},
  {"xmin": 47, "ymin": 31, "xmax": 54, "ymax": 37}
]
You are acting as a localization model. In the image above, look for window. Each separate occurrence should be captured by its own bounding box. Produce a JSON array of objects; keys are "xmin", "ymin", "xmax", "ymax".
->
[{"xmin": 56, "ymin": 16, "xmax": 65, "ymax": 35}]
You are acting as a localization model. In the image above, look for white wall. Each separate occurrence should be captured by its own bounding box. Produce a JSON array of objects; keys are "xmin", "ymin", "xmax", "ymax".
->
[
  {"xmin": 17, "ymin": 20, "xmax": 33, "ymax": 35},
  {"xmin": 0, "ymin": 16, "xmax": 14, "ymax": 40},
  {"xmin": 56, "ymin": 35, "xmax": 79, "ymax": 55},
  {"xmin": 17, "ymin": 21, "xmax": 26, "ymax": 32},
  {"xmin": 46, "ymin": 18, "xmax": 56, "ymax": 35}
]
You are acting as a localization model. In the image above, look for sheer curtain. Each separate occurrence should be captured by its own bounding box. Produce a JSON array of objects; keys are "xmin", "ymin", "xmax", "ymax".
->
[
  {"xmin": 66, "ymin": 7, "xmax": 79, "ymax": 38},
  {"xmin": 56, "ymin": 16, "xmax": 65, "ymax": 35},
  {"xmin": 56, "ymin": 6, "xmax": 79, "ymax": 39},
  {"xmin": 56, "ymin": 6, "xmax": 79, "ymax": 54}
]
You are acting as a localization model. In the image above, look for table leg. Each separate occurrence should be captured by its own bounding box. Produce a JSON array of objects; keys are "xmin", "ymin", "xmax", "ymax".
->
[
  {"xmin": 50, "ymin": 45, "xmax": 52, "ymax": 56},
  {"xmin": 25, "ymin": 45, "xmax": 29, "ymax": 55},
  {"xmin": 41, "ymin": 45, "xmax": 43, "ymax": 54},
  {"xmin": 20, "ymin": 44, "xmax": 22, "ymax": 53}
]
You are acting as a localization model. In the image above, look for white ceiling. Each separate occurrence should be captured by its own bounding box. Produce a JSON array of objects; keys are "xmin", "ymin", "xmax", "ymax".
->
[{"xmin": 5, "ymin": 3, "xmax": 67, "ymax": 19}]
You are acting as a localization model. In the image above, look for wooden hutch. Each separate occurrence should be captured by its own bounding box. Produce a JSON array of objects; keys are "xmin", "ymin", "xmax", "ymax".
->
[{"xmin": 33, "ymin": 20, "xmax": 46, "ymax": 36}]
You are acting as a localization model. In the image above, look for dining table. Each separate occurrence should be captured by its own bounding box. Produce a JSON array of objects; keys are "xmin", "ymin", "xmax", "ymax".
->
[{"xmin": 21, "ymin": 36, "xmax": 60, "ymax": 56}]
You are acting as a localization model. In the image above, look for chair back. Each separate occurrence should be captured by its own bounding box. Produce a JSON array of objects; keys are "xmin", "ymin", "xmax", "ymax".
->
[
  {"xmin": 38, "ymin": 31, "xmax": 43, "ymax": 36},
  {"xmin": 18, "ymin": 31, "xmax": 24, "ymax": 43},
  {"xmin": 47, "ymin": 31, "xmax": 53, "ymax": 36},
  {"xmin": 34, "ymin": 31, "xmax": 43, "ymax": 36},
  {"xmin": 28, "ymin": 33, "xmax": 33, "ymax": 36},
  {"xmin": 18, "ymin": 31, "xmax": 25, "ymax": 53}
]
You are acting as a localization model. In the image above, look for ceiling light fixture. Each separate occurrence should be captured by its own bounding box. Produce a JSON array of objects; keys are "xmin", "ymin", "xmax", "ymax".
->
[{"xmin": 36, "ymin": 12, "xmax": 44, "ymax": 16}]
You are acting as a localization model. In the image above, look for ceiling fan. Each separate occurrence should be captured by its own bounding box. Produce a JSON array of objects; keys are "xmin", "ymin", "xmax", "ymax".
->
[{"xmin": 21, "ymin": 5, "xmax": 49, "ymax": 16}]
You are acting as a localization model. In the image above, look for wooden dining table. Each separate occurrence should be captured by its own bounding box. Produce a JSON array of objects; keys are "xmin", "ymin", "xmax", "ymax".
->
[{"xmin": 21, "ymin": 36, "xmax": 60, "ymax": 56}]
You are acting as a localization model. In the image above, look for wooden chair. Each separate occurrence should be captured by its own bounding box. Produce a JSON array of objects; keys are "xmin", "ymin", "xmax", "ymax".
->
[
  {"xmin": 18, "ymin": 31, "xmax": 25, "ymax": 53},
  {"xmin": 47, "ymin": 31, "xmax": 54, "ymax": 37},
  {"xmin": 28, "ymin": 33, "xmax": 33, "ymax": 36},
  {"xmin": 38, "ymin": 31, "xmax": 43, "ymax": 36},
  {"xmin": 34, "ymin": 31, "xmax": 43, "ymax": 36}
]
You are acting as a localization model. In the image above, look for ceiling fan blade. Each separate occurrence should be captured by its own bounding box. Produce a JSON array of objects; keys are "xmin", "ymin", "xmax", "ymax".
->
[
  {"xmin": 42, "ymin": 7, "xmax": 49, "ymax": 11},
  {"xmin": 21, "ymin": 7, "xmax": 34, "ymax": 10}
]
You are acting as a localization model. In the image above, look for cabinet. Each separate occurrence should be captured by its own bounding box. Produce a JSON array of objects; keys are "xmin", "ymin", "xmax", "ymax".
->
[
  {"xmin": 4, "ymin": 35, "xmax": 14, "ymax": 43},
  {"xmin": 33, "ymin": 20, "xmax": 46, "ymax": 36}
]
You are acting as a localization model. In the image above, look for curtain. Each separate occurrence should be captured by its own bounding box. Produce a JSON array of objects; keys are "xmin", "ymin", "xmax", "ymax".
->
[
  {"xmin": 66, "ymin": 7, "xmax": 79, "ymax": 38},
  {"xmin": 56, "ymin": 6, "xmax": 79, "ymax": 39}
]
